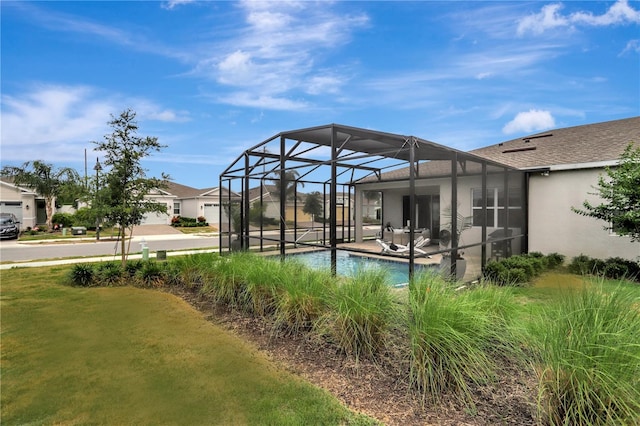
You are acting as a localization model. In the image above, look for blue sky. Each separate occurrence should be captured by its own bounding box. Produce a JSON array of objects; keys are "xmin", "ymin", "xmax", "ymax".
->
[{"xmin": 2, "ymin": 0, "xmax": 639, "ymax": 188}]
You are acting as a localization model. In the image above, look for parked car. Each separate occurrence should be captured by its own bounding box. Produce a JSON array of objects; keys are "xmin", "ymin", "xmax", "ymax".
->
[{"xmin": 0, "ymin": 213, "xmax": 20, "ymax": 239}]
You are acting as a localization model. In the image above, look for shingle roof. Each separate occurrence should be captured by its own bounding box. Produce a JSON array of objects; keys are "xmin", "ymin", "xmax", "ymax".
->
[
  {"xmin": 470, "ymin": 116, "xmax": 639, "ymax": 170},
  {"xmin": 164, "ymin": 181, "xmax": 232, "ymax": 198},
  {"xmin": 362, "ymin": 116, "xmax": 639, "ymax": 182},
  {"xmin": 245, "ymin": 184, "xmax": 278, "ymax": 201}
]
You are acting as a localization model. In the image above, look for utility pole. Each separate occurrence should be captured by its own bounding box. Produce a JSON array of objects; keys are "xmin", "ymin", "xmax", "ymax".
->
[{"xmin": 94, "ymin": 157, "xmax": 102, "ymax": 240}]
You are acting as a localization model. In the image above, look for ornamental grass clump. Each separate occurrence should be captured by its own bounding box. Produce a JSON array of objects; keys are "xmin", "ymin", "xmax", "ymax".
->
[
  {"xmin": 136, "ymin": 260, "xmax": 165, "ymax": 288},
  {"xmin": 273, "ymin": 265, "xmax": 335, "ymax": 336},
  {"xmin": 529, "ymin": 282, "xmax": 640, "ymax": 425},
  {"xmin": 242, "ymin": 256, "xmax": 284, "ymax": 316},
  {"xmin": 95, "ymin": 261, "xmax": 123, "ymax": 286},
  {"xmin": 205, "ymin": 252, "xmax": 256, "ymax": 307},
  {"xmin": 407, "ymin": 274, "xmax": 519, "ymax": 405},
  {"xmin": 324, "ymin": 268, "xmax": 399, "ymax": 362},
  {"xmin": 68, "ymin": 263, "xmax": 95, "ymax": 287},
  {"xmin": 171, "ymin": 253, "xmax": 219, "ymax": 291}
]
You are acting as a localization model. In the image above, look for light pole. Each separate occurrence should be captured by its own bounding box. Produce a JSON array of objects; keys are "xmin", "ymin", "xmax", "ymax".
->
[{"xmin": 94, "ymin": 158, "xmax": 102, "ymax": 241}]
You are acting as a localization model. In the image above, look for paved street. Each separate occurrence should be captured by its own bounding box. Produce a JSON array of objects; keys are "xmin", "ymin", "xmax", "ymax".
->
[{"xmin": 0, "ymin": 225, "xmax": 380, "ymax": 268}]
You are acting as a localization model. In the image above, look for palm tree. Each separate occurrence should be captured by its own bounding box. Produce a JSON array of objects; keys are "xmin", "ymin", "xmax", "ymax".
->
[
  {"xmin": 269, "ymin": 170, "xmax": 304, "ymax": 202},
  {"xmin": 1, "ymin": 161, "xmax": 80, "ymax": 229}
]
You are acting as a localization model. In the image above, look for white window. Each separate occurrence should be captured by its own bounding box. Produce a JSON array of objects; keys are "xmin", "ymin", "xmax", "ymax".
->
[
  {"xmin": 471, "ymin": 187, "xmax": 523, "ymax": 228},
  {"xmin": 173, "ymin": 202, "xmax": 181, "ymax": 215}
]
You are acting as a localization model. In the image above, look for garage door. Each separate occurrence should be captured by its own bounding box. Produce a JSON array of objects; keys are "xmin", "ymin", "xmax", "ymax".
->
[
  {"xmin": 203, "ymin": 203, "xmax": 221, "ymax": 225},
  {"xmin": 0, "ymin": 202, "xmax": 22, "ymax": 223},
  {"xmin": 141, "ymin": 211, "xmax": 170, "ymax": 225}
]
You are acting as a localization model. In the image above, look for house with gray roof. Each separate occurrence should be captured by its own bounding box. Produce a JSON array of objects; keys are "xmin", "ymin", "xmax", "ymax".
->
[
  {"xmin": 355, "ymin": 116, "xmax": 639, "ymax": 262},
  {"xmin": 472, "ymin": 117, "xmax": 639, "ymax": 261},
  {"xmin": 141, "ymin": 181, "xmax": 239, "ymax": 227}
]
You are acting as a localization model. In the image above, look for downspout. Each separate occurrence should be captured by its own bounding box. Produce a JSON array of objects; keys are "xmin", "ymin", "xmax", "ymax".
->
[{"xmin": 451, "ymin": 152, "xmax": 458, "ymax": 277}]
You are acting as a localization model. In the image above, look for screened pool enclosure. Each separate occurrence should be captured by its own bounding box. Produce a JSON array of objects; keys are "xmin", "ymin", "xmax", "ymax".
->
[{"xmin": 220, "ymin": 124, "xmax": 527, "ymax": 281}]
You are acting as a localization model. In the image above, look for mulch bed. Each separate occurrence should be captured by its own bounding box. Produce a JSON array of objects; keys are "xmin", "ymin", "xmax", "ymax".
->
[{"xmin": 173, "ymin": 288, "xmax": 539, "ymax": 425}]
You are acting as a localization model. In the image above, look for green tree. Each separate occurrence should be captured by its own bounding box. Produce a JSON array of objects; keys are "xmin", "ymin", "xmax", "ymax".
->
[
  {"xmin": 270, "ymin": 170, "xmax": 304, "ymax": 202},
  {"xmin": 1, "ymin": 161, "xmax": 80, "ymax": 229},
  {"xmin": 94, "ymin": 109, "xmax": 169, "ymax": 266},
  {"xmin": 303, "ymin": 191, "xmax": 324, "ymax": 227},
  {"xmin": 573, "ymin": 142, "xmax": 640, "ymax": 242}
]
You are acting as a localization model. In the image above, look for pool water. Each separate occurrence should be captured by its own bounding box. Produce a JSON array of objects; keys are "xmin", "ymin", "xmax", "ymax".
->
[{"xmin": 285, "ymin": 250, "xmax": 432, "ymax": 287}]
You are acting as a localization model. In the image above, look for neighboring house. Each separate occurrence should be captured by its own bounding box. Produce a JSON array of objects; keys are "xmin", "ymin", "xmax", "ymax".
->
[
  {"xmin": 244, "ymin": 183, "xmax": 313, "ymax": 223},
  {"xmin": 326, "ymin": 192, "xmax": 354, "ymax": 224},
  {"xmin": 357, "ymin": 116, "xmax": 639, "ymax": 262},
  {"xmin": 0, "ymin": 179, "xmax": 45, "ymax": 229},
  {"xmin": 0, "ymin": 178, "xmax": 238, "ymax": 229},
  {"xmin": 141, "ymin": 181, "xmax": 240, "ymax": 226}
]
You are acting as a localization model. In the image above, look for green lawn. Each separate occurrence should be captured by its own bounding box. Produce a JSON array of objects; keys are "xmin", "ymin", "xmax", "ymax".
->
[{"xmin": 1, "ymin": 266, "xmax": 374, "ymax": 425}]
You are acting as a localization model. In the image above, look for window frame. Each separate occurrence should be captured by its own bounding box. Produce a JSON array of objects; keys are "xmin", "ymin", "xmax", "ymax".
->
[{"xmin": 471, "ymin": 187, "xmax": 522, "ymax": 228}]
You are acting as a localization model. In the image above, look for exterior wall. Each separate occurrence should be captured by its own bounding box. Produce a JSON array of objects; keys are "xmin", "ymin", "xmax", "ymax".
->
[
  {"xmin": 0, "ymin": 182, "xmax": 37, "ymax": 229},
  {"xmin": 180, "ymin": 198, "xmax": 199, "ymax": 219},
  {"xmin": 528, "ymin": 169, "xmax": 639, "ymax": 261}
]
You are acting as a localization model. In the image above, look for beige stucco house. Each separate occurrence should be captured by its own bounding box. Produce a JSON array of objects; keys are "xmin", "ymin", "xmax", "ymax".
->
[
  {"xmin": 471, "ymin": 116, "xmax": 639, "ymax": 261},
  {"xmin": 140, "ymin": 181, "xmax": 239, "ymax": 227},
  {"xmin": 356, "ymin": 116, "xmax": 639, "ymax": 262},
  {"xmin": 0, "ymin": 179, "xmax": 43, "ymax": 229}
]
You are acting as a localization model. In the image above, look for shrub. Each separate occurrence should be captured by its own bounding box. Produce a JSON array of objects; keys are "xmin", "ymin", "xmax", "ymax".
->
[
  {"xmin": 498, "ymin": 267, "xmax": 528, "ymax": 286},
  {"xmin": 323, "ymin": 268, "xmax": 399, "ymax": 362},
  {"xmin": 529, "ymin": 284, "xmax": 640, "ymax": 425},
  {"xmin": 483, "ymin": 252, "xmax": 567, "ymax": 286},
  {"xmin": 171, "ymin": 216, "xmax": 209, "ymax": 228},
  {"xmin": 570, "ymin": 255, "xmax": 603, "ymax": 276},
  {"xmin": 136, "ymin": 261, "xmax": 165, "ymax": 288},
  {"xmin": 68, "ymin": 263, "xmax": 95, "ymax": 287},
  {"xmin": 95, "ymin": 261, "xmax": 123, "ymax": 286},
  {"xmin": 124, "ymin": 260, "xmax": 144, "ymax": 278},
  {"xmin": 604, "ymin": 257, "xmax": 640, "ymax": 281},
  {"xmin": 73, "ymin": 207, "xmax": 98, "ymax": 230},
  {"xmin": 52, "ymin": 212, "xmax": 74, "ymax": 228},
  {"xmin": 569, "ymin": 255, "xmax": 640, "ymax": 282},
  {"xmin": 545, "ymin": 253, "xmax": 565, "ymax": 268}
]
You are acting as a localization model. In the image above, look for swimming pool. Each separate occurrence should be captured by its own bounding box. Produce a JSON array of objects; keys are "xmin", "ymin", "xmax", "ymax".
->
[{"xmin": 284, "ymin": 250, "xmax": 433, "ymax": 287}]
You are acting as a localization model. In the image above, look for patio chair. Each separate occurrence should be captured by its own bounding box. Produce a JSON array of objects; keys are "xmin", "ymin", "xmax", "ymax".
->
[
  {"xmin": 414, "ymin": 235, "xmax": 431, "ymax": 249},
  {"xmin": 375, "ymin": 239, "xmax": 430, "ymax": 257}
]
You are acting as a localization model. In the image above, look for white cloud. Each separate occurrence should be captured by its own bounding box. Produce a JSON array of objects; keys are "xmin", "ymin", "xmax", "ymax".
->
[
  {"xmin": 517, "ymin": 4, "xmax": 569, "ymax": 36},
  {"xmin": 571, "ymin": 0, "xmax": 640, "ymax": 26},
  {"xmin": 1, "ymin": 85, "xmax": 114, "ymax": 162},
  {"xmin": 0, "ymin": 84, "xmax": 190, "ymax": 163},
  {"xmin": 217, "ymin": 92, "xmax": 308, "ymax": 110},
  {"xmin": 195, "ymin": 1, "xmax": 368, "ymax": 110},
  {"xmin": 620, "ymin": 39, "xmax": 640, "ymax": 55},
  {"xmin": 518, "ymin": 0, "xmax": 640, "ymax": 36},
  {"xmin": 502, "ymin": 110, "xmax": 556, "ymax": 134},
  {"xmin": 161, "ymin": 0, "xmax": 196, "ymax": 10}
]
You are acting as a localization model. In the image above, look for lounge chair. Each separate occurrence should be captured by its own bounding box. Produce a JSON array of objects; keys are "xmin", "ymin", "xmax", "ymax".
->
[{"xmin": 375, "ymin": 239, "xmax": 430, "ymax": 257}]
